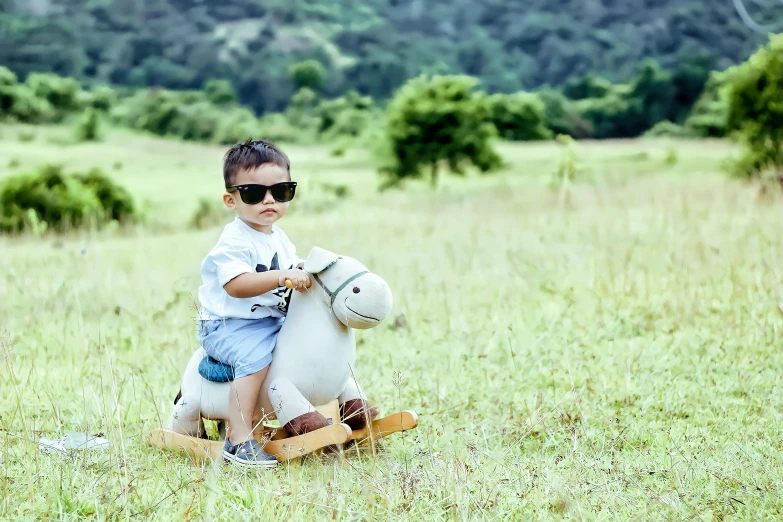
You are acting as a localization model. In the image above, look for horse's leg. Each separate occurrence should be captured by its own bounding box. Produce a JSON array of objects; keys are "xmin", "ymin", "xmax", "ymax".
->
[
  {"xmin": 338, "ymin": 377, "xmax": 378, "ymax": 430},
  {"xmin": 168, "ymin": 389, "xmax": 205, "ymax": 438},
  {"xmin": 267, "ymin": 377, "xmax": 330, "ymax": 437}
]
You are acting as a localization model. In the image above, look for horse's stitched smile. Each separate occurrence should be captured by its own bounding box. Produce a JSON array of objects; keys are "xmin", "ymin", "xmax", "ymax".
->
[{"xmin": 344, "ymin": 298, "xmax": 379, "ymax": 322}]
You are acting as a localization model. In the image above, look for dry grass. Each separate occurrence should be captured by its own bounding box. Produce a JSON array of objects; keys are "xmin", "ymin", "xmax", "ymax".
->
[{"xmin": 1, "ymin": 125, "xmax": 782, "ymax": 520}]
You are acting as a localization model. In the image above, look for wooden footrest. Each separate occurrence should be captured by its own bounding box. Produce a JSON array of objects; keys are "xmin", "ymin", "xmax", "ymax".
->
[{"xmin": 347, "ymin": 410, "xmax": 419, "ymax": 444}]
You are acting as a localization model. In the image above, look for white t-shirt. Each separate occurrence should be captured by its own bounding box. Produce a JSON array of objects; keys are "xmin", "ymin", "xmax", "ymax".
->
[{"xmin": 198, "ymin": 217, "xmax": 302, "ymax": 320}]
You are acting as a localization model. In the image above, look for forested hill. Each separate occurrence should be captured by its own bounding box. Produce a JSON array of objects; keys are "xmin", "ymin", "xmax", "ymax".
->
[{"xmin": 0, "ymin": 0, "xmax": 780, "ymax": 114}]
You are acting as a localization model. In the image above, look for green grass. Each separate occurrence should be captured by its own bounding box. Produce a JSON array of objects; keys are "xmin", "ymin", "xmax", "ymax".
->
[{"xmin": 1, "ymin": 125, "xmax": 782, "ymax": 520}]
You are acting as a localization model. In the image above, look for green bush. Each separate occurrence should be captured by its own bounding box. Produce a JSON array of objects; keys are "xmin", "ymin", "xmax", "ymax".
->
[
  {"xmin": 536, "ymin": 89, "xmax": 593, "ymax": 139},
  {"xmin": 725, "ymin": 34, "xmax": 783, "ymax": 179},
  {"xmin": 190, "ymin": 197, "xmax": 232, "ymax": 230},
  {"xmin": 0, "ymin": 66, "xmax": 19, "ymax": 114},
  {"xmin": 203, "ymin": 79, "xmax": 237, "ymax": 105},
  {"xmin": 0, "ymin": 66, "xmax": 17, "ymax": 87},
  {"xmin": 3, "ymin": 85, "xmax": 56, "ymax": 123},
  {"xmin": 643, "ymin": 120, "xmax": 696, "ymax": 138},
  {"xmin": 563, "ymin": 73, "xmax": 613, "ymax": 100},
  {"xmin": 74, "ymin": 108, "xmax": 103, "ymax": 142},
  {"xmin": 74, "ymin": 168, "xmax": 136, "ymax": 221},
  {"xmin": 117, "ymin": 90, "xmax": 184, "ymax": 136},
  {"xmin": 212, "ymin": 107, "xmax": 262, "ymax": 145},
  {"xmin": 117, "ymin": 88, "xmax": 266, "ymax": 144},
  {"xmin": 379, "ymin": 74, "xmax": 502, "ymax": 188},
  {"xmin": 0, "ymin": 164, "xmax": 137, "ymax": 233},
  {"xmin": 25, "ymin": 73, "xmax": 82, "ymax": 120},
  {"xmin": 289, "ymin": 60, "xmax": 327, "ymax": 91},
  {"xmin": 575, "ymin": 90, "xmax": 635, "ymax": 138},
  {"xmin": 315, "ymin": 90, "xmax": 374, "ymax": 134},
  {"xmin": 683, "ymin": 71, "xmax": 732, "ymax": 138},
  {"xmin": 86, "ymin": 85, "xmax": 118, "ymax": 112},
  {"xmin": 485, "ymin": 92, "xmax": 552, "ymax": 141}
]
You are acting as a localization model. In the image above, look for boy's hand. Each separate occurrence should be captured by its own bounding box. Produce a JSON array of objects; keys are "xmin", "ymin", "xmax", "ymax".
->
[{"xmin": 278, "ymin": 269, "xmax": 311, "ymax": 292}]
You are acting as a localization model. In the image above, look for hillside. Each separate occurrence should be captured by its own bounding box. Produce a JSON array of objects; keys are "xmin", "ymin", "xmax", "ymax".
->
[{"xmin": 1, "ymin": 0, "xmax": 781, "ymax": 114}]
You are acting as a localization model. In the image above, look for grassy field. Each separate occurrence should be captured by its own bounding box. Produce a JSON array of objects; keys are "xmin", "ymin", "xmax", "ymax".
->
[{"xmin": 1, "ymin": 124, "xmax": 782, "ymax": 520}]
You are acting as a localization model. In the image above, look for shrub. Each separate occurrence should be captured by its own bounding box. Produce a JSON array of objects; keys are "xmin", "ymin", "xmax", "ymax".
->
[
  {"xmin": 725, "ymin": 34, "xmax": 783, "ymax": 180},
  {"xmin": 485, "ymin": 92, "xmax": 552, "ymax": 141},
  {"xmin": 190, "ymin": 197, "xmax": 232, "ymax": 230},
  {"xmin": 0, "ymin": 164, "xmax": 136, "ymax": 233},
  {"xmin": 0, "ymin": 66, "xmax": 17, "ymax": 87},
  {"xmin": 256, "ymin": 113, "xmax": 300, "ymax": 144},
  {"xmin": 575, "ymin": 88, "xmax": 644, "ymax": 139},
  {"xmin": 379, "ymin": 74, "xmax": 502, "ymax": 188},
  {"xmin": 289, "ymin": 60, "xmax": 327, "ymax": 91},
  {"xmin": 86, "ymin": 85, "xmax": 117, "ymax": 112},
  {"xmin": 203, "ymin": 79, "xmax": 237, "ymax": 105},
  {"xmin": 4, "ymin": 85, "xmax": 55, "ymax": 123},
  {"xmin": 74, "ymin": 168, "xmax": 136, "ymax": 221},
  {"xmin": 25, "ymin": 73, "xmax": 82, "ymax": 120},
  {"xmin": 0, "ymin": 66, "xmax": 19, "ymax": 115},
  {"xmin": 315, "ymin": 90, "xmax": 374, "ymax": 135},
  {"xmin": 563, "ymin": 73, "xmax": 613, "ymax": 100},
  {"xmin": 212, "ymin": 107, "xmax": 262, "ymax": 145},
  {"xmin": 683, "ymin": 71, "xmax": 732, "ymax": 138},
  {"xmin": 643, "ymin": 121, "xmax": 696, "ymax": 138},
  {"xmin": 74, "ymin": 108, "xmax": 103, "ymax": 142},
  {"xmin": 537, "ymin": 89, "xmax": 593, "ymax": 139}
]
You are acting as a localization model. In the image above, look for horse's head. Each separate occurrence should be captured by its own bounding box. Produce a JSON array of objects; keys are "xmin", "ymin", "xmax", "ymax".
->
[{"xmin": 303, "ymin": 247, "xmax": 393, "ymax": 329}]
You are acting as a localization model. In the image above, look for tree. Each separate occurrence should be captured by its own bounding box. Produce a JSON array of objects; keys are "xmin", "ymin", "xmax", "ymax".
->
[
  {"xmin": 725, "ymin": 34, "xmax": 783, "ymax": 180},
  {"xmin": 485, "ymin": 92, "xmax": 553, "ymax": 141},
  {"xmin": 379, "ymin": 75, "xmax": 502, "ymax": 188},
  {"xmin": 288, "ymin": 60, "xmax": 327, "ymax": 91}
]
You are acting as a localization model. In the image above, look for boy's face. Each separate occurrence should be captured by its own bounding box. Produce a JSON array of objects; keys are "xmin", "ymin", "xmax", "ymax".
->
[{"xmin": 223, "ymin": 163, "xmax": 291, "ymax": 233}]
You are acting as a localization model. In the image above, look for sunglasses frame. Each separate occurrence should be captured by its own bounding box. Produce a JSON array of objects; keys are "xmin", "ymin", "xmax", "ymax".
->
[{"xmin": 226, "ymin": 182, "xmax": 298, "ymax": 204}]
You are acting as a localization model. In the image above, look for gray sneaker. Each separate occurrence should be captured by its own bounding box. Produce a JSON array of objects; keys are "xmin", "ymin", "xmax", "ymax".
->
[{"xmin": 223, "ymin": 438, "xmax": 277, "ymax": 468}]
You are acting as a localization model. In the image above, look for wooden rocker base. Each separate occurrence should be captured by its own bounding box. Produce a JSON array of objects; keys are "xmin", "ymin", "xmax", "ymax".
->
[
  {"xmin": 148, "ymin": 408, "xmax": 419, "ymax": 464},
  {"xmin": 149, "ymin": 422, "xmax": 352, "ymax": 463},
  {"xmin": 348, "ymin": 410, "xmax": 419, "ymax": 445}
]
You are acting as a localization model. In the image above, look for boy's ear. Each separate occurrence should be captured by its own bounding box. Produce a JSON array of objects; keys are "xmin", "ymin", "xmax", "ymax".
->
[
  {"xmin": 223, "ymin": 193, "xmax": 236, "ymax": 209},
  {"xmin": 304, "ymin": 247, "xmax": 339, "ymax": 274}
]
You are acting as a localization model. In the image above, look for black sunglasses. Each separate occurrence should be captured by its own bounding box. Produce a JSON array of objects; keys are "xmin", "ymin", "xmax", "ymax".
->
[{"xmin": 226, "ymin": 182, "xmax": 297, "ymax": 204}]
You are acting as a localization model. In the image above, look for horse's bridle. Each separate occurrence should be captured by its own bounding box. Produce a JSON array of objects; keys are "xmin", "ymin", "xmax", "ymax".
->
[{"xmin": 310, "ymin": 259, "xmax": 369, "ymax": 306}]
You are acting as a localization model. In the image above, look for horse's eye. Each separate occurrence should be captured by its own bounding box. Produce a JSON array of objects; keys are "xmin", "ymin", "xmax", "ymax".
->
[{"xmin": 353, "ymin": 287, "xmax": 361, "ymax": 294}]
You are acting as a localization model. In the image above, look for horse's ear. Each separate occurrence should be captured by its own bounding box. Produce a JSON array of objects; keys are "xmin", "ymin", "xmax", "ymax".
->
[{"xmin": 304, "ymin": 246, "xmax": 339, "ymax": 274}]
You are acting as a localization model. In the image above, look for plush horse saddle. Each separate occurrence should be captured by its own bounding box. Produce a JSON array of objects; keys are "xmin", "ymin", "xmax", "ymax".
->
[{"xmin": 198, "ymin": 356, "xmax": 235, "ymax": 383}]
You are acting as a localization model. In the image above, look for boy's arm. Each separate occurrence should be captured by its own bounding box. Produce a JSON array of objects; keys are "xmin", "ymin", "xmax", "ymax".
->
[
  {"xmin": 224, "ymin": 269, "xmax": 310, "ymax": 298},
  {"xmin": 223, "ymin": 271, "xmax": 283, "ymax": 299}
]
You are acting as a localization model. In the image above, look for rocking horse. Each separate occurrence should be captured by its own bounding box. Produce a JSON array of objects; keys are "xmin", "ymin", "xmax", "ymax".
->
[{"xmin": 148, "ymin": 247, "xmax": 418, "ymax": 463}]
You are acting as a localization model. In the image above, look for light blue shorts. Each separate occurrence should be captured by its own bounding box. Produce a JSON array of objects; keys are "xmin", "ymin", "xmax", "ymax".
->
[{"xmin": 197, "ymin": 317, "xmax": 283, "ymax": 379}]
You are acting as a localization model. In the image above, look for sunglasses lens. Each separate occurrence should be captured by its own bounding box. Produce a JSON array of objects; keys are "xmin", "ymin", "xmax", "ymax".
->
[
  {"xmin": 271, "ymin": 183, "xmax": 296, "ymax": 202},
  {"xmin": 239, "ymin": 186, "xmax": 266, "ymax": 205}
]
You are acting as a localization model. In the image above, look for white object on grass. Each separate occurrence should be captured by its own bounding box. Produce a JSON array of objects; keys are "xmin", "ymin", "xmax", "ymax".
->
[{"xmin": 38, "ymin": 433, "xmax": 111, "ymax": 455}]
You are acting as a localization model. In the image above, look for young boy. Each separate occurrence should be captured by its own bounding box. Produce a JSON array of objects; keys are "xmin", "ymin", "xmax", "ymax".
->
[{"xmin": 197, "ymin": 139, "xmax": 310, "ymax": 468}]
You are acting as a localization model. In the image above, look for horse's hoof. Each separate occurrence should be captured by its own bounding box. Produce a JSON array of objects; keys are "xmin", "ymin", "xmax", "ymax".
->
[
  {"xmin": 340, "ymin": 399, "xmax": 378, "ymax": 430},
  {"xmin": 283, "ymin": 411, "xmax": 330, "ymax": 437}
]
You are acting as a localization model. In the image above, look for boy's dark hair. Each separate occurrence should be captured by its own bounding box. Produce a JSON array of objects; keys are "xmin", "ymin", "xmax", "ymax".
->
[{"xmin": 223, "ymin": 139, "xmax": 290, "ymax": 188}]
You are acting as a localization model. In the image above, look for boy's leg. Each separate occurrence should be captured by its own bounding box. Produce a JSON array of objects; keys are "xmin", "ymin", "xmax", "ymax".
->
[{"xmin": 227, "ymin": 366, "xmax": 269, "ymax": 445}]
